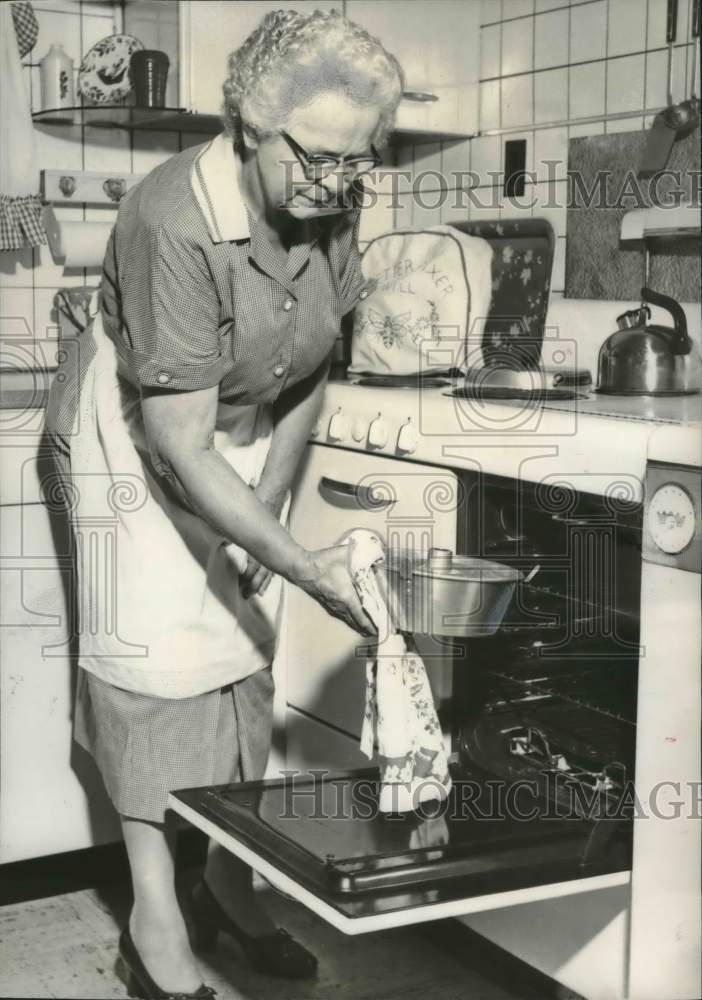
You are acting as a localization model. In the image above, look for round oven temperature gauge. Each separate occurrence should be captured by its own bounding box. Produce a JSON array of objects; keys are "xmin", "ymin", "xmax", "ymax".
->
[{"xmin": 646, "ymin": 483, "xmax": 696, "ymax": 554}]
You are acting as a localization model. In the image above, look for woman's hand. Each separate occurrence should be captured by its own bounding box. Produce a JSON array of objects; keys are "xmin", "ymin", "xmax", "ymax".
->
[{"xmin": 293, "ymin": 545, "xmax": 376, "ymax": 636}]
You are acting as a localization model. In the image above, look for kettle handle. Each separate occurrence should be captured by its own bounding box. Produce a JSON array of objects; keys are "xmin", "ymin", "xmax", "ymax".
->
[{"xmin": 641, "ymin": 286, "xmax": 691, "ymax": 355}]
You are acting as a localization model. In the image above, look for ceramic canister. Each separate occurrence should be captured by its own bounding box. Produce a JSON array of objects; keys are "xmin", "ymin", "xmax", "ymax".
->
[{"xmin": 39, "ymin": 44, "xmax": 75, "ymax": 109}]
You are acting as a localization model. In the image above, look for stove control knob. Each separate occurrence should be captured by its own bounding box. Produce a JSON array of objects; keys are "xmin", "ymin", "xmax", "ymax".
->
[
  {"xmin": 351, "ymin": 417, "xmax": 367, "ymax": 442},
  {"xmin": 397, "ymin": 420, "xmax": 418, "ymax": 454},
  {"xmin": 328, "ymin": 410, "xmax": 349, "ymax": 441},
  {"xmin": 368, "ymin": 414, "xmax": 389, "ymax": 449}
]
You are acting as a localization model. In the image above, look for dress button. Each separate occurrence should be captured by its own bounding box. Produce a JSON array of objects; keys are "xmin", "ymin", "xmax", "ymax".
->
[
  {"xmin": 359, "ymin": 288, "xmax": 369, "ymax": 300},
  {"xmin": 283, "ymin": 299, "xmax": 294, "ymax": 311},
  {"xmin": 274, "ymin": 364, "xmax": 285, "ymax": 377},
  {"xmin": 156, "ymin": 372, "xmax": 171, "ymax": 385}
]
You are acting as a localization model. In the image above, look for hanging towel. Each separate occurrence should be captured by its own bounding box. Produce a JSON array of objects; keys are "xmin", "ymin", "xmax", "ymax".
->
[
  {"xmin": 11, "ymin": 2, "xmax": 39, "ymax": 59},
  {"xmin": 342, "ymin": 529, "xmax": 452, "ymax": 814},
  {"xmin": 0, "ymin": 2, "xmax": 46, "ymax": 250}
]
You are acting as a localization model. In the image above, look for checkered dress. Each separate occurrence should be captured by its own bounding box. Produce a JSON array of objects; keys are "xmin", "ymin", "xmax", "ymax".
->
[{"xmin": 45, "ymin": 134, "xmax": 367, "ymax": 819}]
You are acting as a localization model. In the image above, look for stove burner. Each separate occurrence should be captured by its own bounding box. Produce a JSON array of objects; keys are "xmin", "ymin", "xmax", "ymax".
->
[{"xmin": 449, "ymin": 386, "xmax": 587, "ymax": 401}]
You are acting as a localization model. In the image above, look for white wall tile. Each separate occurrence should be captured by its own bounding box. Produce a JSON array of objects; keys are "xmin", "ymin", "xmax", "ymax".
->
[
  {"xmin": 645, "ymin": 48, "xmax": 669, "ymax": 108},
  {"xmin": 394, "ymin": 192, "xmax": 414, "ymax": 229},
  {"xmin": 568, "ymin": 120, "xmax": 605, "ymax": 137},
  {"xmin": 470, "ymin": 134, "xmax": 503, "ymax": 185},
  {"xmin": 132, "ymin": 131, "xmax": 179, "ymax": 173},
  {"xmin": 412, "ymin": 142, "xmax": 442, "ymax": 175},
  {"xmin": 502, "ymin": 73, "xmax": 533, "ymax": 126},
  {"xmin": 33, "ymin": 8, "xmax": 82, "ymax": 67},
  {"xmin": 441, "ymin": 139, "xmax": 471, "ymax": 183},
  {"xmin": 569, "ymin": 61, "xmax": 606, "ymax": 119},
  {"xmin": 82, "ymin": 127, "xmax": 131, "ymax": 172},
  {"xmin": 501, "ymin": 189, "xmax": 535, "ymax": 218},
  {"xmin": 534, "ymin": 126, "xmax": 568, "ymax": 180},
  {"xmin": 569, "ymin": 0, "xmax": 607, "ymax": 62},
  {"xmin": 0, "ymin": 288, "xmax": 35, "ymax": 338},
  {"xmin": 535, "ymin": 0, "xmax": 568, "ymax": 10},
  {"xmin": 646, "ymin": 0, "xmax": 669, "ymax": 49},
  {"xmin": 481, "ymin": 0, "xmax": 503, "ymax": 24},
  {"xmin": 534, "ymin": 67, "xmax": 568, "ymax": 122},
  {"xmin": 604, "ymin": 115, "xmax": 645, "ymax": 133},
  {"xmin": 606, "ymin": 54, "xmax": 645, "ymax": 112},
  {"xmin": 480, "ymin": 79, "xmax": 502, "ymax": 129},
  {"xmin": 503, "ymin": 0, "xmax": 535, "ymax": 19},
  {"xmin": 607, "ymin": 0, "xmax": 647, "ymax": 57},
  {"xmin": 531, "ymin": 179, "xmax": 568, "ymax": 236},
  {"xmin": 440, "ymin": 198, "xmax": 469, "ymax": 225},
  {"xmin": 670, "ymin": 43, "xmax": 690, "ymax": 104},
  {"xmin": 481, "ymin": 24, "xmax": 502, "ymax": 79},
  {"xmin": 0, "ymin": 249, "xmax": 35, "ymax": 289},
  {"xmin": 359, "ymin": 195, "xmax": 395, "ymax": 242},
  {"xmin": 551, "ymin": 235, "xmax": 566, "ymax": 291},
  {"xmin": 502, "ymin": 17, "xmax": 534, "ymax": 76},
  {"xmin": 35, "ymin": 124, "xmax": 84, "ymax": 170},
  {"xmin": 80, "ymin": 13, "xmax": 117, "ymax": 57},
  {"xmin": 32, "ymin": 288, "xmax": 63, "ymax": 343},
  {"xmin": 412, "ymin": 201, "xmax": 444, "ymax": 228},
  {"xmin": 534, "ymin": 7, "xmax": 569, "ymax": 69}
]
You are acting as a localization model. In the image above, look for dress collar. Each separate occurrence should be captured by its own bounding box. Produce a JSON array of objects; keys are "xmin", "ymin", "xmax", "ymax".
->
[{"xmin": 191, "ymin": 132, "xmax": 250, "ymax": 243}]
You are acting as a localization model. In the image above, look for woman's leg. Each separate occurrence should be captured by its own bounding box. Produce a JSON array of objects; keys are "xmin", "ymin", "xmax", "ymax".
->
[
  {"xmin": 123, "ymin": 814, "xmax": 204, "ymax": 991},
  {"xmin": 203, "ymin": 841, "xmax": 277, "ymax": 937}
]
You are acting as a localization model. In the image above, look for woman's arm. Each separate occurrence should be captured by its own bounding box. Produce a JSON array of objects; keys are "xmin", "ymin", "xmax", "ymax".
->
[
  {"xmin": 140, "ymin": 382, "xmax": 373, "ymax": 634},
  {"xmin": 241, "ymin": 359, "xmax": 329, "ymax": 595},
  {"xmin": 255, "ymin": 357, "xmax": 329, "ymax": 516}
]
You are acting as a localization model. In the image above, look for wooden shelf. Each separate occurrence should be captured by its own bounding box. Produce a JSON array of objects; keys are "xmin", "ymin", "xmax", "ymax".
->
[
  {"xmin": 32, "ymin": 106, "xmax": 220, "ymax": 133},
  {"xmin": 32, "ymin": 106, "xmax": 472, "ymax": 142}
]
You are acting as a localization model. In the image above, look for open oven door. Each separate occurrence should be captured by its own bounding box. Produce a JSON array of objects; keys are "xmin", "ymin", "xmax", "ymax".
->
[
  {"xmin": 168, "ymin": 766, "xmax": 632, "ymax": 936},
  {"xmin": 168, "ymin": 445, "xmax": 633, "ymax": 934}
]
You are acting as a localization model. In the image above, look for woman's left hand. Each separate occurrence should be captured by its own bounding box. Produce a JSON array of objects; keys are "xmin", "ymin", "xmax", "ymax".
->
[{"xmin": 240, "ymin": 555, "xmax": 273, "ymax": 597}]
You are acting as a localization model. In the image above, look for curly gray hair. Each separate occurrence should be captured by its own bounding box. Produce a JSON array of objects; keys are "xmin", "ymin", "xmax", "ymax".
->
[{"xmin": 222, "ymin": 8, "xmax": 404, "ymax": 151}]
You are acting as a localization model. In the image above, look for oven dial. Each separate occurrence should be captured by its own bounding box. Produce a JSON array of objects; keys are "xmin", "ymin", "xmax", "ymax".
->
[
  {"xmin": 397, "ymin": 420, "xmax": 418, "ymax": 454},
  {"xmin": 646, "ymin": 483, "xmax": 696, "ymax": 554},
  {"xmin": 327, "ymin": 410, "xmax": 349, "ymax": 441},
  {"xmin": 368, "ymin": 414, "xmax": 389, "ymax": 449},
  {"xmin": 351, "ymin": 417, "xmax": 367, "ymax": 442}
]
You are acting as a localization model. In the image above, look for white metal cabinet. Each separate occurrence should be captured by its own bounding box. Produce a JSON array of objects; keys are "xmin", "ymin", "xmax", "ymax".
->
[
  {"xmin": 285, "ymin": 444, "xmax": 458, "ymax": 742},
  {"xmin": 345, "ymin": 0, "xmax": 480, "ymax": 137},
  {"xmin": 179, "ymin": 1, "xmax": 341, "ymax": 116},
  {"xmin": 0, "ymin": 431, "xmax": 121, "ymax": 863}
]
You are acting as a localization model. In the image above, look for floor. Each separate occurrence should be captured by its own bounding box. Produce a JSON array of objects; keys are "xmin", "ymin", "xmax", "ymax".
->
[{"xmin": 0, "ymin": 873, "xmax": 566, "ymax": 1000}]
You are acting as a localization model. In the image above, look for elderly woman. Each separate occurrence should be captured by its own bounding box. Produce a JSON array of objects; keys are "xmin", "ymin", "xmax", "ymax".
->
[{"xmin": 46, "ymin": 8, "xmax": 402, "ymax": 999}]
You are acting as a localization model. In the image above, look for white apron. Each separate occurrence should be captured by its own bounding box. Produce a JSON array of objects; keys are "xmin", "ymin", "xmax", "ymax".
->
[{"xmin": 68, "ymin": 311, "xmax": 286, "ymax": 698}]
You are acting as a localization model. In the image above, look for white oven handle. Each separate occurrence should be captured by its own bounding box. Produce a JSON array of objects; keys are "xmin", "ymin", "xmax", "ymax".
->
[{"xmin": 318, "ymin": 476, "xmax": 396, "ymax": 512}]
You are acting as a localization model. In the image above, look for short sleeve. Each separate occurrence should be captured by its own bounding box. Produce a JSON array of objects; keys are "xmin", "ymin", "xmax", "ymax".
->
[
  {"xmin": 108, "ymin": 222, "xmax": 228, "ymax": 391},
  {"xmin": 334, "ymin": 209, "xmax": 369, "ymax": 316}
]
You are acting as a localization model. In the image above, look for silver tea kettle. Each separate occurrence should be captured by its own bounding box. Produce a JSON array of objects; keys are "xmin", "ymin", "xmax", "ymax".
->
[{"xmin": 597, "ymin": 286, "xmax": 701, "ymax": 395}]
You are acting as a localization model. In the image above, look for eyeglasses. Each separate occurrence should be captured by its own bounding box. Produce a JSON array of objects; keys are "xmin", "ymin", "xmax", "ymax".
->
[{"xmin": 280, "ymin": 130, "xmax": 381, "ymax": 181}]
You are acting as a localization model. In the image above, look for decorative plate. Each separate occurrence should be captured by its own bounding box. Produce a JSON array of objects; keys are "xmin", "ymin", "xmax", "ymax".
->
[{"xmin": 77, "ymin": 33, "xmax": 144, "ymax": 104}]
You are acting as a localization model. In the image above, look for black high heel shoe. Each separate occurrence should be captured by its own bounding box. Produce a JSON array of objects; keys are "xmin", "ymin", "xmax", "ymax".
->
[
  {"xmin": 188, "ymin": 879, "xmax": 318, "ymax": 980},
  {"xmin": 117, "ymin": 926, "xmax": 217, "ymax": 1000}
]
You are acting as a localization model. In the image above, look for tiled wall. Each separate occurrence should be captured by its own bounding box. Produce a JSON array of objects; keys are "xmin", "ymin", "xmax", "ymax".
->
[
  {"xmin": 0, "ymin": 0, "xmax": 201, "ymax": 366},
  {"xmin": 386, "ymin": 0, "xmax": 700, "ymax": 296}
]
